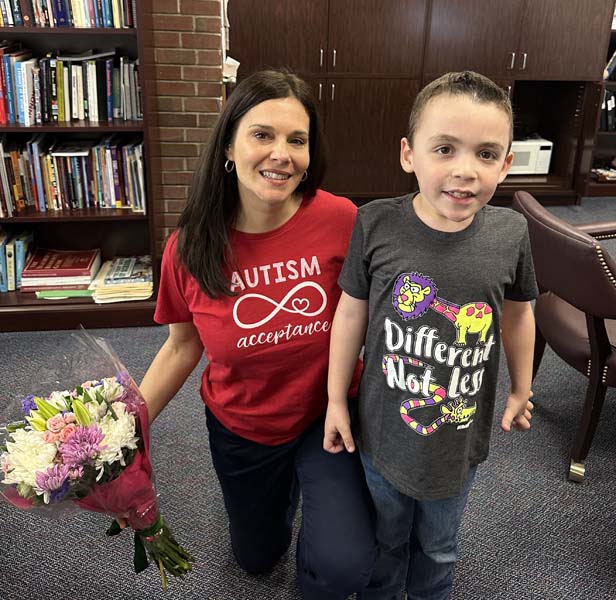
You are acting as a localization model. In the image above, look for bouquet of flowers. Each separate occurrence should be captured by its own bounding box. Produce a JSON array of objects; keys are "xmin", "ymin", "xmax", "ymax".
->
[{"xmin": 0, "ymin": 330, "xmax": 193, "ymax": 590}]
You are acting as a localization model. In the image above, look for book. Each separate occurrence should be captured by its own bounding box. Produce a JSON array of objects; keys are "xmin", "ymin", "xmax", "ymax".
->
[
  {"xmin": 605, "ymin": 48, "xmax": 616, "ymax": 80},
  {"xmin": 0, "ymin": 229, "xmax": 9, "ymax": 292},
  {"xmin": 103, "ymin": 255, "xmax": 152, "ymax": 284},
  {"xmin": 35, "ymin": 289, "xmax": 94, "ymax": 299},
  {"xmin": 5, "ymin": 234, "xmax": 15, "ymax": 291},
  {"xmin": 13, "ymin": 229, "xmax": 33, "ymax": 287},
  {"xmin": 21, "ymin": 247, "xmax": 101, "ymax": 278}
]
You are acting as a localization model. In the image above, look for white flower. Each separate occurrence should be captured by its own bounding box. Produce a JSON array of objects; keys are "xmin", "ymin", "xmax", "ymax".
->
[
  {"xmin": 101, "ymin": 377, "xmax": 125, "ymax": 402},
  {"xmin": 1, "ymin": 429, "xmax": 58, "ymax": 487},
  {"xmin": 85, "ymin": 399, "xmax": 108, "ymax": 422},
  {"xmin": 47, "ymin": 391, "xmax": 73, "ymax": 411},
  {"xmin": 94, "ymin": 409, "xmax": 138, "ymax": 474}
]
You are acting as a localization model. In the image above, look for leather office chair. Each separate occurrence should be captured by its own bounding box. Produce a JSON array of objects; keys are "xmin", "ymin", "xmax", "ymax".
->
[{"xmin": 512, "ymin": 191, "xmax": 616, "ymax": 482}]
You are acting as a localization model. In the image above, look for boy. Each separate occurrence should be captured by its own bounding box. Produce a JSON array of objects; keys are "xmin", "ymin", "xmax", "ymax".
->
[{"xmin": 324, "ymin": 71, "xmax": 538, "ymax": 600}]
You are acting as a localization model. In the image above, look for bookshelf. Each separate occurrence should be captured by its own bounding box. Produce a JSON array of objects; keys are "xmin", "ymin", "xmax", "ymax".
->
[{"xmin": 0, "ymin": 2, "xmax": 156, "ymax": 332}]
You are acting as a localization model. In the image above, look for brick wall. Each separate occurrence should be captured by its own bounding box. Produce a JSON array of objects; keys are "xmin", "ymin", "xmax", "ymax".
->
[{"xmin": 142, "ymin": 0, "xmax": 223, "ymax": 256}]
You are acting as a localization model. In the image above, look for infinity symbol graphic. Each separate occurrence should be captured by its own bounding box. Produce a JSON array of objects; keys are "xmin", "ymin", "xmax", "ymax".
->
[{"xmin": 233, "ymin": 281, "xmax": 327, "ymax": 329}]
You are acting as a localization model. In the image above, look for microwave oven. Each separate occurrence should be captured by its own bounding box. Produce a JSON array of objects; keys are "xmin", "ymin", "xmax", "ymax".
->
[{"xmin": 509, "ymin": 138, "xmax": 553, "ymax": 175}]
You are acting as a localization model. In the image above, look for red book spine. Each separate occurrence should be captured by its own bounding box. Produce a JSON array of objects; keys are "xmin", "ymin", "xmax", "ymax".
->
[{"xmin": 22, "ymin": 250, "xmax": 99, "ymax": 277}]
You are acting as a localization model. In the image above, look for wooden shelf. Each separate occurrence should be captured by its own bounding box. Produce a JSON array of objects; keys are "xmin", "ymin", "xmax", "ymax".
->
[
  {"xmin": 500, "ymin": 174, "xmax": 571, "ymax": 192},
  {"xmin": 0, "ymin": 294, "xmax": 156, "ymax": 332},
  {"xmin": 0, "ymin": 27, "xmax": 136, "ymax": 36},
  {"xmin": 0, "ymin": 207, "xmax": 148, "ymax": 223},
  {"xmin": 0, "ymin": 120, "xmax": 143, "ymax": 132},
  {"xmin": 585, "ymin": 181, "xmax": 616, "ymax": 196}
]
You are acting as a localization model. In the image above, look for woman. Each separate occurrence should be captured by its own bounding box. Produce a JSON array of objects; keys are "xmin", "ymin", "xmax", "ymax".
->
[{"xmin": 140, "ymin": 70, "xmax": 376, "ymax": 598}]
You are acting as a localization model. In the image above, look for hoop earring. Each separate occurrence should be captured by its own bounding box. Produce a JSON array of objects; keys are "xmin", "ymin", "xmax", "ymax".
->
[
  {"xmin": 300, "ymin": 171, "xmax": 308, "ymax": 182},
  {"xmin": 224, "ymin": 159, "xmax": 235, "ymax": 173}
]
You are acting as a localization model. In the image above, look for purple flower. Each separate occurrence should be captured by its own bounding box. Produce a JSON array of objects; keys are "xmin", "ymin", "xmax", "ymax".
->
[
  {"xmin": 20, "ymin": 394, "xmax": 37, "ymax": 416},
  {"xmin": 58, "ymin": 424, "xmax": 105, "ymax": 468},
  {"xmin": 35, "ymin": 464, "xmax": 71, "ymax": 503},
  {"xmin": 116, "ymin": 371, "xmax": 131, "ymax": 387}
]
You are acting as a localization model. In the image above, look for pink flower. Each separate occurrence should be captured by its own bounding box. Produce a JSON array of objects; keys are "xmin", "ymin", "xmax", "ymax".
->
[
  {"xmin": 59, "ymin": 424, "xmax": 77, "ymax": 442},
  {"xmin": 47, "ymin": 414, "xmax": 66, "ymax": 433},
  {"xmin": 43, "ymin": 430, "xmax": 61, "ymax": 444},
  {"xmin": 62, "ymin": 412, "xmax": 76, "ymax": 424}
]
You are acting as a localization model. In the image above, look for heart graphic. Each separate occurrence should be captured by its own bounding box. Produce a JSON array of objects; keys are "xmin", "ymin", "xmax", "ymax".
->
[{"xmin": 291, "ymin": 298, "xmax": 310, "ymax": 312}]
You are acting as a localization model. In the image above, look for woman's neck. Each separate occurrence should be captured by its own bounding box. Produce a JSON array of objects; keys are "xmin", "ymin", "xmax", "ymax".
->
[{"xmin": 234, "ymin": 193, "xmax": 303, "ymax": 233}]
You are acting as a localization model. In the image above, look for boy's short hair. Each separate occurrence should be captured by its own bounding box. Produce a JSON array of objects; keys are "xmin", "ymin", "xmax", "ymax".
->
[{"xmin": 406, "ymin": 71, "xmax": 513, "ymax": 150}]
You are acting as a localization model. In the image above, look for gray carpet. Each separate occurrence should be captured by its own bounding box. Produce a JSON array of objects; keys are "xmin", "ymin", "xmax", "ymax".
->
[{"xmin": 0, "ymin": 200, "xmax": 615, "ymax": 600}]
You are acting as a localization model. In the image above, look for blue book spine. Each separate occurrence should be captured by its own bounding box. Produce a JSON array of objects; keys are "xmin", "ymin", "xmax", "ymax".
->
[
  {"xmin": 3, "ymin": 56, "xmax": 16, "ymax": 125},
  {"xmin": 101, "ymin": 0, "xmax": 112, "ymax": 28},
  {"xmin": 14, "ymin": 233, "xmax": 32, "ymax": 287},
  {"xmin": 50, "ymin": 0, "xmax": 69, "ymax": 26},
  {"xmin": 105, "ymin": 58, "xmax": 113, "ymax": 123},
  {"xmin": 92, "ymin": 0, "xmax": 101, "ymax": 27},
  {"xmin": 10, "ymin": 0, "xmax": 23, "ymax": 26},
  {"xmin": 0, "ymin": 236, "xmax": 8, "ymax": 293},
  {"xmin": 31, "ymin": 138, "xmax": 47, "ymax": 212},
  {"xmin": 14, "ymin": 61, "xmax": 24, "ymax": 125}
]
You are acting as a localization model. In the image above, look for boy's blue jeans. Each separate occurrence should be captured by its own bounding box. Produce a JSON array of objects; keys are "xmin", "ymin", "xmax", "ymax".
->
[{"xmin": 358, "ymin": 453, "xmax": 476, "ymax": 600}]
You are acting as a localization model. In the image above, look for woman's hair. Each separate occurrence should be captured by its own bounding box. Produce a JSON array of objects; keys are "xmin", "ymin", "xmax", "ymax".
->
[
  {"xmin": 176, "ymin": 69, "xmax": 327, "ymax": 298},
  {"xmin": 406, "ymin": 71, "xmax": 514, "ymax": 150}
]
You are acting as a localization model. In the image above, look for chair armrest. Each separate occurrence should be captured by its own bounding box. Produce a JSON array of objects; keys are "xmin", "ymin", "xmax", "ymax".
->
[{"xmin": 577, "ymin": 221, "xmax": 616, "ymax": 239}]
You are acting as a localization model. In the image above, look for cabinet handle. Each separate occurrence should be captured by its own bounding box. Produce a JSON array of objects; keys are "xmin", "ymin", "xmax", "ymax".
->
[
  {"xmin": 320, "ymin": 48, "xmax": 323, "ymax": 68},
  {"xmin": 331, "ymin": 83, "xmax": 335, "ymax": 102},
  {"xmin": 508, "ymin": 52, "xmax": 516, "ymax": 70},
  {"xmin": 318, "ymin": 83, "xmax": 322, "ymax": 101},
  {"xmin": 520, "ymin": 52, "xmax": 527, "ymax": 70},
  {"xmin": 333, "ymin": 49, "xmax": 337, "ymax": 69}
]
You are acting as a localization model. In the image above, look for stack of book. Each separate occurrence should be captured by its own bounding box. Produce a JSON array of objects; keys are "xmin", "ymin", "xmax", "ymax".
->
[
  {"xmin": 88, "ymin": 255, "xmax": 152, "ymax": 303},
  {"xmin": 21, "ymin": 247, "xmax": 101, "ymax": 294}
]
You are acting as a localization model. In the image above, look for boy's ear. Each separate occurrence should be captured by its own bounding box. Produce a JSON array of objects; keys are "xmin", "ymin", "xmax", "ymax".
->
[
  {"xmin": 497, "ymin": 151, "xmax": 514, "ymax": 183},
  {"xmin": 400, "ymin": 137, "xmax": 414, "ymax": 173}
]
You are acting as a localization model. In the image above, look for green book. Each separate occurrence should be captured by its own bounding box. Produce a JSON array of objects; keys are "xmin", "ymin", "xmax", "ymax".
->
[{"xmin": 35, "ymin": 289, "xmax": 94, "ymax": 299}]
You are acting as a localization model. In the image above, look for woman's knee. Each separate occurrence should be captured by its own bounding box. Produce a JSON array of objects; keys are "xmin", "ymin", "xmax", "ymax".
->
[{"xmin": 299, "ymin": 535, "xmax": 377, "ymax": 592}]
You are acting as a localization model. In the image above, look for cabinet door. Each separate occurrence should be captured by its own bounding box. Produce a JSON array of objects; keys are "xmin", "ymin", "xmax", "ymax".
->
[
  {"xmin": 327, "ymin": 0, "xmax": 427, "ymax": 76},
  {"xmin": 228, "ymin": 0, "xmax": 329, "ymax": 76},
  {"xmin": 424, "ymin": 0, "xmax": 526, "ymax": 78},
  {"xmin": 517, "ymin": 0, "xmax": 614, "ymax": 80},
  {"xmin": 322, "ymin": 79, "xmax": 418, "ymax": 196}
]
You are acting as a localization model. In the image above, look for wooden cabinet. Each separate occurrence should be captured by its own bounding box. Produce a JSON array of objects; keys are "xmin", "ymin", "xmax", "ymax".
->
[
  {"xmin": 0, "ymin": 7, "xmax": 156, "ymax": 332},
  {"xmin": 229, "ymin": 0, "xmax": 616, "ymax": 204},
  {"xmin": 425, "ymin": 0, "xmax": 614, "ymax": 82},
  {"xmin": 229, "ymin": 0, "xmax": 426, "ymax": 77},
  {"xmin": 312, "ymin": 78, "xmax": 417, "ymax": 196},
  {"xmin": 326, "ymin": 0, "xmax": 426, "ymax": 76},
  {"xmin": 424, "ymin": 0, "xmax": 526, "ymax": 78},
  {"xmin": 518, "ymin": 0, "xmax": 615, "ymax": 80},
  {"xmin": 227, "ymin": 1, "xmax": 329, "ymax": 75}
]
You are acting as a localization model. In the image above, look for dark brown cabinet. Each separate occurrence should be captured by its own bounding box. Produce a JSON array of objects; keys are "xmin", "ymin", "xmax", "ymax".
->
[
  {"xmin": 426, "ymin": 0, "xmax": 614, "ymax": 82},
  {"xmin": 326, "ymin": 0, "xmax": 426, "ymax": 76},
  {"xmin": 518, "ymin": 0, "xmax": 615, "ymax": 80},
  {"xmin": 313, "ymin": 78, "xmax": 418, "ymax": 196},
  {"xmin": 229, "ymin": 0, "xmax": 426, "ymax": 77},
  {"xmin": 424, "ymin": 0, "xmax": 526, "ymax": 78},
  {"xmin": 227, "ymin": 1, "xmax": 329, "ymax": 75},
  {"xmin": 229, "ymin": 0, "xmax": 616, "ymax": 204}
]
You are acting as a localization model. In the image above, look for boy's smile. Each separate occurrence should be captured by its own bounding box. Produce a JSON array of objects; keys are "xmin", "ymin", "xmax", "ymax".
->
[{"xmin": 400, "ymin": 93, "xmax": 513, "ymax": 232}]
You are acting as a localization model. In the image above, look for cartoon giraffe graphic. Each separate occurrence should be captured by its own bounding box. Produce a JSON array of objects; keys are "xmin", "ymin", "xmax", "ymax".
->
[{"xmin": 393, "ymin": 272, "xmax": 493, "ymax": 346}]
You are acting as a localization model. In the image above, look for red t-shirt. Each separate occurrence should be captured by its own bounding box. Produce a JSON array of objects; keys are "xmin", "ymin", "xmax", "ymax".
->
[{"xmin": 155, "ymin": 190, "xmax": 362, "ymax": 445}]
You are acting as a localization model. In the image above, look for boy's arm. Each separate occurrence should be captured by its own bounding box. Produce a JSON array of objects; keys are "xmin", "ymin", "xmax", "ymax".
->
[
  {"xmin": 500, "ymin": 299, "xmax": 535, "ymax": 432},
  {"xmin": 324, "ymin": 291, "xmax": 368, "ymax": 453}
]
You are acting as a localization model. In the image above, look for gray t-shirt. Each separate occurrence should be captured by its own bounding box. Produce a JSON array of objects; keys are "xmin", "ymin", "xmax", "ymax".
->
[{"xmin": 340, "ymin": 195, "xmax": 538, "ymax": 499}]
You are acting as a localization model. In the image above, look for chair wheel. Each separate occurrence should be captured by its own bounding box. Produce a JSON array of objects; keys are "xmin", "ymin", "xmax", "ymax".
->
[{"xmin": 569, "ymin": 460, "xmax": 585, "ymax": 482}]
